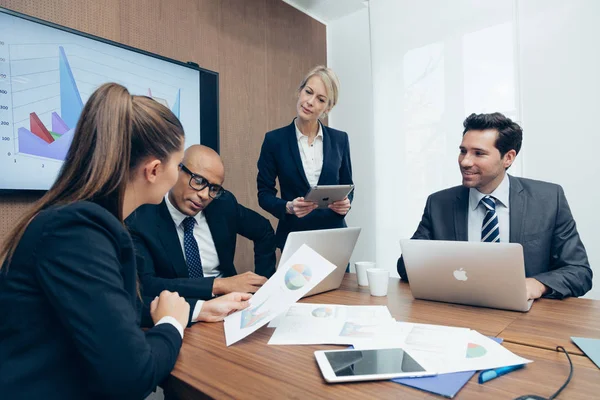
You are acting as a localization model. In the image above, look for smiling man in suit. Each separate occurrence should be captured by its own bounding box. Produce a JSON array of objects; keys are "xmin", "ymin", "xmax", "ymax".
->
[
  {"xmin": 127, "ymin": 145, "xmax": 276, "ymax": 323},
  {"xmin": 397, "ymin": 113, "xmax": 592, "ymax": 300}
]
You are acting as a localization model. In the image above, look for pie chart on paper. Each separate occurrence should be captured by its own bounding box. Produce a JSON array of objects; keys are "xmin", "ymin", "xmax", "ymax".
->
[
  {"xmin": 312, "ymin": 306, "xmax": 334, "ymax": 318},
  {"xmin": 466, "ymin": 343, "xmax": 487, "ymax": 358},
  {"xmin": 284, "ymin": 264, "xmax": 312, "ymax": 290}
]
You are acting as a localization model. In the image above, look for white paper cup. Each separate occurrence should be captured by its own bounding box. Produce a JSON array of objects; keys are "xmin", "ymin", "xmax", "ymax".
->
[
  {"xmin": 367, "ymin": 268, "xmax": 389, "ymax": 297},
  {"xmin": 354, "ymin": 261, "xmax": 374, "ymax": 286}
]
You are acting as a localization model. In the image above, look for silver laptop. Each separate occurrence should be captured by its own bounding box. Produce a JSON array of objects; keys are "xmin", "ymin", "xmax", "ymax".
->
[
  {"xmin": 399, "ymin": 239, "xmax": 533, "ymax": 312},
  {"xmin": 279, "ymin": 227, "xmax": 361, "ymax": 297}
]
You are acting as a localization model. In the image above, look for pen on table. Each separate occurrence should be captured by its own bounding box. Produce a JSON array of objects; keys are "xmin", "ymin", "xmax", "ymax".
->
[{"xmin": 478, "ymin": 364, "xmax": 525, "ymax": 384}]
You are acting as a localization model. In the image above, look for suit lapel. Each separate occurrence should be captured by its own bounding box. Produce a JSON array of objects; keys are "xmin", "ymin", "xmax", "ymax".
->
[
  {"xmin": 508, "ymin": 175, "xmax": 525, "ymax": 243},
  {"xmin": 157, "ymin": 200, "xmax": 189, "ymax": 278},
  {"xmin": 454, "ymin": 187, "xmax": 469, "ymax": 241},
  {"xmin": 286, "ymin": 121, "xmax": 311, "ymax": 188}
]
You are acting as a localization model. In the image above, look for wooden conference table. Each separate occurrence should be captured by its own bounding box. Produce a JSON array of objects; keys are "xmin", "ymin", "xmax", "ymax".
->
[{"xmin": 167, "ymin": 274, "xmax": 600, "ymax": 399}]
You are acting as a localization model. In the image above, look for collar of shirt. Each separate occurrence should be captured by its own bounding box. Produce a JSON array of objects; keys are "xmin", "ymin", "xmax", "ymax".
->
[
  {"xmin": 469, "ymin": 173, "xmax": 511, "ymax": 211},
  {"xmin": 164, "ymin": 194, "xmax": 203, "ymax": 228},
  {"xmin": 294, "ymin": 118, "xmax": 323, "ymax": 143}
]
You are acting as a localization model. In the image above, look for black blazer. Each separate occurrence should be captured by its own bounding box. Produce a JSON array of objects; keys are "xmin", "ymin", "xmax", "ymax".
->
[
  {"xmin": 126, "ymin": 190, "xmax": 276, "ymax": 307},
  {"xmin": 397, "ymin": 176, "xmax": 593, "ymax": 298},
  {"xmin": 0, "ymin": 201, "xmax": 181, "ymax": 400},
  {"xmin": 257, "ymin": 120, "xmax": 354, "ymax": 248}
]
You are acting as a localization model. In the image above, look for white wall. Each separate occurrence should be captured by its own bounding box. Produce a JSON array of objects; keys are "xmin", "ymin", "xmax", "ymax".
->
[
  {"xmin": 327, "ymin": 7, "xmax": 376, "ymax": 268},
  {"xmin": 369, "ymin": 0, "xmax": 524, "ymax": 275},
  {"xmin": 328, "ymin": 0, "xmax": 599, "ymax": 299},
  {"xmin": 517, "ymin": 0, "xmax": 600, "ymax": 299}
]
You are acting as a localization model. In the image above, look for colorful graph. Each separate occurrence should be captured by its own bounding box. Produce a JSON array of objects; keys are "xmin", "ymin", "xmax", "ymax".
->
[
  {"xmin": 311, "ymin": 306, "xmax": 334, "ymax": 318},
  {"xmin": 17, "ymin": 46, "xmax": 183, "ymax": 161},
  {"xmin": 466, "ymin": 343, "xmax": 488, "ymax": 358},
  {"xmin": 284, "ymin": 264, "xmax": 312, "ymax": 290},
  {"xmin": 339, "ymin": 322, "xmax": 376, "ymax": 338},
  {"xmin": 240, "ymin": 299, "xmax": 270, "ymax": 329},
  {"xmin": 17, "ymin": 46, "xmax": 80, "ymax": 160}
]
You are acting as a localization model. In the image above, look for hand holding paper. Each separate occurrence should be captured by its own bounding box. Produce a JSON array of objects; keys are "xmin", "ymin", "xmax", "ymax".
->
[{"xmin": 223, "ymin": 244, "xmax": 336, "ymax": 346}]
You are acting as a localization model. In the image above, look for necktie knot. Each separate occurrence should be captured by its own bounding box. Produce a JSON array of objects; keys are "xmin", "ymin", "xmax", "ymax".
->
[
  {"xmin": 481, "ymin": 195, "xmax": 496, "ymax": 211},
  {"xmin": 182, "ymin": 216, "xmax": 196, "ymax": 233}
]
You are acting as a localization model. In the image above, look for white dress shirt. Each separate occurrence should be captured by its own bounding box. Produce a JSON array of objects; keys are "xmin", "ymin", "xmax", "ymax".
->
[
  {"xmin": 165, "ymin": 195, "xmax": 223, "ymax": 321},
  {"xmin": 468, "ymin": 173, "xmax": 510, "ymax": 243},
  {"xmin": 155, "ymin": 316, "xmax": 185, "ymax": 339},
  {"xmin": 295, "ymin": 118, "xmax": 324, "ymax": 186}
]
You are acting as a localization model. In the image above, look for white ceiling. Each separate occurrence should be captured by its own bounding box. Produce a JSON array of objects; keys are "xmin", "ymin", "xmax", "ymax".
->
[{"xmin": 282, "ymin": 0, "xmax": 368, "ymax": 24}]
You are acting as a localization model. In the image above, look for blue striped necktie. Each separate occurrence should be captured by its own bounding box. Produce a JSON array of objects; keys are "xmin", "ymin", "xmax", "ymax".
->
[
  {"xmin": 182, "ymin": 216, "xmax": 204, "ymax": 278},
  {"xmin": 481, "ymin": 196, "xmax": 500, "ymax": 243}
]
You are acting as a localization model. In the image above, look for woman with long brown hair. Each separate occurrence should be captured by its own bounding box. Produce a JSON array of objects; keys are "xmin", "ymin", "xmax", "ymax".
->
[{"xmin": 0, "ymin": 83, "xmax": 250, "ymax": 399}]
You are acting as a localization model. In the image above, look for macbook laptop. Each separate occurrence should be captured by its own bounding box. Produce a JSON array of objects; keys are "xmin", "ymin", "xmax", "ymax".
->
[
  {"xmin": 399, "ymin": 239, "xmax": 533, "ymax": 312},
  {"xmin": 279, "ymin": 227, "xmax": 361, "ymax": 297}
]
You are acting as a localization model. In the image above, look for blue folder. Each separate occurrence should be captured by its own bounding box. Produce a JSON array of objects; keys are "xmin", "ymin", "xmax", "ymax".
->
[
  {"xmin": 391, "ymin": 337, "xmax": 503, "ymax": 398},
  {"xmin": 571, "ymin": 337, "xmax": 600, "ymax": 369}
]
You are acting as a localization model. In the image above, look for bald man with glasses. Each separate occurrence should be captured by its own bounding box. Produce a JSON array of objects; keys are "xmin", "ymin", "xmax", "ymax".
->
[{"xmin": 126, "ymin": 145, "xmax": 276, "ymax": 324}]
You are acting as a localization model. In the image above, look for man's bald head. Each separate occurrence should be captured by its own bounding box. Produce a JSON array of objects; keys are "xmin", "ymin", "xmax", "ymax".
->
[
  {"xmin": 182, "ymin": 145, "xmax": 225, "ymax": 183},
  {"xmin": 168, "ymin": 145, "xmax": 226, "ymax": 216}
]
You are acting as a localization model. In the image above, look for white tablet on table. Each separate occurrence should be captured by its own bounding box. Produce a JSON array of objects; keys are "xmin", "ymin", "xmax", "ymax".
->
[
  {"xmin": 314, "ymin": 348, "xmax": 434, "ymax": 383},
  {"xmin": 304, "ymin": 184, "xmax": 354, "ymax": 209}
]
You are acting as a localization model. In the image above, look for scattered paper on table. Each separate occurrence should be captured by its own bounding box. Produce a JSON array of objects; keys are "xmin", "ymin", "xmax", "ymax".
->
[
  {"xmin": 354, "ymin": 322, "xmax": 532, "ymax": 374},
  {"xmin": 268, "ymin": 304, "xmax": 395, "ymax": 345},
  {"xmin": 443, "ymin": 330, "xmax": 531, "ymax": 373},
  {"xmin": 224, "ymin": 244, "xmax": 336, "ymax": 346}
]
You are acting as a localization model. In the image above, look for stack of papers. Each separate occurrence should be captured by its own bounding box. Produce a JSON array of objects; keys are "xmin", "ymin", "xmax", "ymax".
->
[
  {"xmin": 352, "ymin": 322, "xmax": 532, "ymax": 398},
  {"xmin": 353, "ymin": 322, "xmax": 531, "ymax": 374},
  {"xmin": 268, "ymin": 303, "xmax": 395, "ymax": 345},
  {"xmin": 392, "ymin": 337, "xmax": 505, "ymax": 398}
]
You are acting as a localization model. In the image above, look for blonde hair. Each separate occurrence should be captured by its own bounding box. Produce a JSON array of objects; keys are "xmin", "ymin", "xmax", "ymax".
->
[{"xmin": 298, "ymin": 65, "xmax": 340, "ymax": 117}]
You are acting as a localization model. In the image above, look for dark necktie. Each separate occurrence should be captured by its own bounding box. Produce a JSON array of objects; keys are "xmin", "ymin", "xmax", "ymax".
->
[
  {"xmin": 481, "ymin": 195, "xmax": 500, "ymax": 243},
  {"xmin": 182, "ymin": 216, "xmax": 204, "ymax": 278}
]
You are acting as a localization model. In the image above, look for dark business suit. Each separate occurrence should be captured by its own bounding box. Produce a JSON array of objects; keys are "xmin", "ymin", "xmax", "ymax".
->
[
  {"xmin": 397, "ymin": 175, "xmax": 592, "ymax": 298},
  {"xmin": 0, "ymin": 201, "xmax": 181, "ymax": 400},
  {"xmin": 126, "ymin": 190, "xmax": 276, "ymax": 311},
  {"xmin": 257, "ymin": 120, "xmax": 354, "ymax": 248}
]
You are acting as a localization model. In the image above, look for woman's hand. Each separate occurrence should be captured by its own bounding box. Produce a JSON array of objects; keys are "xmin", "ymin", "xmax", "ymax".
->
[
  {"xmin": 196, "ymin": 292, "xmax": 252, "ymax": 322},
  {"xmin": 150, "ymin": 290, "xmax": 190, "ymax": 328},
  {"xmin": 287, "ymin": 197, "xmax": 318, "ymax": 218},
  {"xmin": 328, "ymin": 197, "xmax": 351, "ymax": 215}
]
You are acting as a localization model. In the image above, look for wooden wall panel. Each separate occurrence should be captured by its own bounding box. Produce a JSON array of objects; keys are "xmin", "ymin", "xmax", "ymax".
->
[
  {"xmin": 265, "ymin": 0, "xmax": 328, "ymax": 129},
  {"xmin": 217, "ymin": 0, "xmax": 269, "ymax": 271},
  {"xmin": 0, "ymin": 0, "xmax": 326, "ymax": 272},
  {"xmin": 0, "ymin": 0, "xmax": 123, "ymax": 41}
]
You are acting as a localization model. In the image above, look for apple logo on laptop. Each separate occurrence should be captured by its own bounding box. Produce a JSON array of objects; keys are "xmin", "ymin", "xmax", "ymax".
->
[{"xmin": 453, "ymin": 268, "xmax": 468, "ymax": 281}]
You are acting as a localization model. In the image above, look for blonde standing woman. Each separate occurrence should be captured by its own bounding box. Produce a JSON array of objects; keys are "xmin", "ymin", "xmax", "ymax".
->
[{"xmin": 257, "ymin": 66, "xmax": 353, "ymax": 250}]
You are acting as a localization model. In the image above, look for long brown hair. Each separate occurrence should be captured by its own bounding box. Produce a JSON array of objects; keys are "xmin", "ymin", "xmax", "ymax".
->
[{"xmin": 0, "ymin": 83, "xmax": 184, "ymax": 270}]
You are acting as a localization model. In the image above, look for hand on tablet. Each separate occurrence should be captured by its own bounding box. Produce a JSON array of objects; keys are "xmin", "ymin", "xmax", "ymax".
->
[
  {"xmin": 329, "ymin": 197, "xmax": 351, "ymax": 215},
  {"xmin": 287, "ymin": 197, "xmax": 318, "ymax": 218}
]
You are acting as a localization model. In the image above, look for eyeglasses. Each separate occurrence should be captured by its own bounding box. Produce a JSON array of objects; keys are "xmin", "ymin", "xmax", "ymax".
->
[{"xmin": 179, "ymin": 163, "xmax": 224, "ymax": 199}]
